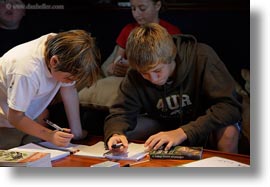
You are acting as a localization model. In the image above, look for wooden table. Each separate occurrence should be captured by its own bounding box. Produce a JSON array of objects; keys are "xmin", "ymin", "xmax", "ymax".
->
[{"xmin": 52, "ymin": 135, "xmax": 250, "ymax": 167}]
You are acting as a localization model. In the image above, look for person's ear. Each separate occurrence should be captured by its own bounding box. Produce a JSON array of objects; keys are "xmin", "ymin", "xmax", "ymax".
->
[
  {"xmin": 155, "ymin": 1, "xmax": 162, "ymax": 11},
  {"xmin": 49, "ymin": 55, "xmax": 59, "ymax": 68}
]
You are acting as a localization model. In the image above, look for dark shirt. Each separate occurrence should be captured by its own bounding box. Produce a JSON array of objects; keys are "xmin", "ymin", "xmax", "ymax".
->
[
  {"xmin": 0, "ymin": 24, "xmax": 34, "ymax": 57},
  {"xmin": 0, "ymin": 16, "xmax": 45, "ymax": 57}
]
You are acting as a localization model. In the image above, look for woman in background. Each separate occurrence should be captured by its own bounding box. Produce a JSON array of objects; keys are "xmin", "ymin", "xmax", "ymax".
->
[{"xmin": 103, "ymin": 0, "xmax": 182, "ymax": 77}]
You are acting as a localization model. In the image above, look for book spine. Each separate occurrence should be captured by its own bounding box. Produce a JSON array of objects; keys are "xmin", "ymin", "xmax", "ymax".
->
[{"xmin": 150, "ymin": 154, "xmax": 201, "ymax": 160}]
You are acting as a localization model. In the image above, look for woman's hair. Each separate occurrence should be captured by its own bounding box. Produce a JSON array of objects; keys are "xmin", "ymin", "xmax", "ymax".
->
[
  {"xmin": 44, "ymin": 29, "xmax": 100, "ymax": 87},
  {"xmin": 152, "ymin": 0, "xmax": 167, "ymax": 12},
  {"xmin": 126, "ymin": 23, "xmax": 176, "ymax": 72}
]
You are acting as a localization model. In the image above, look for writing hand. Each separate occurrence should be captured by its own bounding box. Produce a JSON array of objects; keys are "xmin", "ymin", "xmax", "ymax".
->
[
  {"xmin": 50, "ymin": 130, "xmax": 74, "ymax": 147},
  {"xmin": 107, "ymin": 134, "xmax": 128, "ymax": 153},
  {"xmin": 112, "ymin": 63, "xmax": 129, "ymax": 76}
]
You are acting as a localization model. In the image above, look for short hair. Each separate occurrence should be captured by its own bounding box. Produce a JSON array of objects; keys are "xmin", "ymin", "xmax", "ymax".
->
[
  {"xmin": 126, "ymin": 23, "xmax": 176, "ymax": 73},
  {"xmin": 44, "ymin": 30, "xmax": 100, "ymax": 87}
]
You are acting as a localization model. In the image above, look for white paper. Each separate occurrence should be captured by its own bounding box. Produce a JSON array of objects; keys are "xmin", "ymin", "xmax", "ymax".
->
[
  {"xmin": 73, "ymin": 141, "xmax": 106, "ymax": 158},
  {"xmin": 180, "ymin": 156, "xmax": 250, "ymax": 167}
]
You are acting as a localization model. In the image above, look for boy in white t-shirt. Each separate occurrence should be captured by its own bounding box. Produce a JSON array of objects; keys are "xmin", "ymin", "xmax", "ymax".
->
[{"xmin": 0, "ymin": 29, "xmax": 100, "ymax": 149}]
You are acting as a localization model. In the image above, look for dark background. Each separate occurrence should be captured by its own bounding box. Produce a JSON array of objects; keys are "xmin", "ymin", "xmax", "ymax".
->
[{"xmin": 21, "ymin": 0, "xmax": 249, "ymax": 85}]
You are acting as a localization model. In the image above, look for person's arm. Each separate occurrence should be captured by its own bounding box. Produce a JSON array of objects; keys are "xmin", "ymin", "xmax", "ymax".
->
[
  {"xmin": 7, "ymin": 108, "xmax": 73, "ymax": 147},
  {"xmin": 181, "ymin": 44, "xmax": 242, "ymax": 145},
  {"xmin": 105, "ymin": 45, "xmax": 129, "ymax": 77},
  {"xmin": 60, "ymin": 85, "xmax": 87, "ymax": 140},
  {"xmin": 104, "ymin": 72, "xmax": 142, "ymax": 143}
]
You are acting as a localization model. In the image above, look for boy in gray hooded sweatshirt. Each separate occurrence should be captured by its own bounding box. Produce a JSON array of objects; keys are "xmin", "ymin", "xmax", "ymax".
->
[{"xmin": 104, "ymin": 23, "xmax": 241, "ymax": 153}]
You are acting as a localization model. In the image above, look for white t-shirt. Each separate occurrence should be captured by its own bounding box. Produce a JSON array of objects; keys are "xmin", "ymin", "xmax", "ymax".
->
[{"xmin": 0, "ymin": 34, "xmax": 74, "ymax": 128}]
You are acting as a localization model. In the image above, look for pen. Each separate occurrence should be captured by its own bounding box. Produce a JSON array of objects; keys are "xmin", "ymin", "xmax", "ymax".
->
[
  {"xmin": 112, "ymin": 143, "xmax": 123, "ymax": 149},
  {"xmin": 43, "ymin": 118, "xmax": 64, "ymax": 132},
  {"xmin": 113, "ymin": 55, "xmax": 122, "ymax": 64}
]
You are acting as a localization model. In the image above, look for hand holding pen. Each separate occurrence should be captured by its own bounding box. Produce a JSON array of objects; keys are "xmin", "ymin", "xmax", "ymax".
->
[
  {"xmin": 107, "ymin": 134, "xmax": 129, "ymax": 154},
  {"xmin": 112, "ymin": 56, "xmax": 129, "ymax": 76},
  {"xmin": 43, "ymin": 118, "xmax": 74, "ymax": 147},
  {"xmin": 43, "ymin": 118, "xmax": 73, "ymax": 134}
]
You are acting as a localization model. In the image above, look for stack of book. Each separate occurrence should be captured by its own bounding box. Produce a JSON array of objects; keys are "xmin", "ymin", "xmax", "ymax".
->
[
  {"xmin": 10, "ymin": 143, "xmax": 70, "ymax": 161},
  {"xmin": 0, "ymin": 150, "xmax": 51, "ymax": 167}
]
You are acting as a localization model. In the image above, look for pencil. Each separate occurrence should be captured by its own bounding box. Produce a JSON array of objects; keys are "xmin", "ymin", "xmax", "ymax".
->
[{"xmin": 122, "ymin": 159, "xmax": 150, "ymax": 167}]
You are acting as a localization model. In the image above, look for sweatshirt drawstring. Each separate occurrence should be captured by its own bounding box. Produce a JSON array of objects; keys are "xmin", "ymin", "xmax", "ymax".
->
[
  {"xmin": 179, "ymin": 85, "xmax": 183, "ymax": 125},
  {"xmin": 162, "ymin": 83, "xmax": 169, "ymax": 113}
]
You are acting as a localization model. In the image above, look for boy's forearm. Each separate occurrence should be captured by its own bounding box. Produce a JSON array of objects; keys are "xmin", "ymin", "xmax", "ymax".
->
[
  {"xmin": 60, "ymin": 86, "xmax": 84, "ymax": 139},
  {"xmin": 67, "ymin": 118, "xmax": 84, "ymax": 139},
  {"xmin": 8, "ymin": 112, "xmax": 53, "ymax": 142},
  {"xmin": 64, "ymin": 106, "xmax": 84, "ymax": 139}
]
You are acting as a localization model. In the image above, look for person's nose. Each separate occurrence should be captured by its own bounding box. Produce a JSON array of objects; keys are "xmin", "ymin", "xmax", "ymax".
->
[{"xmin": 132, "ymin": 9, "xmax": 140, "ymax": 18}]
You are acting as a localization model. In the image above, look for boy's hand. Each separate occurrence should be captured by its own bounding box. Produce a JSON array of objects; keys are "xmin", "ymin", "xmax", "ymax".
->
[
  {"xmin": 107, "ymin": 134, "xmax": 128, "ymax": 153},
  {"xmin": 50, "ymin": 130, "xmax": 74, "ymax": 147},
  {"xmin": 144, "ymin": 128, "xmax": 187, "ymax": 151}
]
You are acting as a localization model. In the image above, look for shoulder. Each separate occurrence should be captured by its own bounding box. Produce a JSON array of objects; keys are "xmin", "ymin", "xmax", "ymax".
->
[
  {"xmin": 1, "ymin": 36, "xmax": 48, "ymax": 74},
  {"xmin": 159, "ymin": 19, "xmax": 181, "ymax": 34},
  {"xmin": 126, "ymin": 69, "xmax": 140, "ymax": 81},
  {"xmin": 117, "ymin": 70, "xmax": 141, "ymax": 94},
  {"xmin": 117, "ymin": 23, "xmax": 139, "ymax": 48},
  {"xmin": 173, "ymin": 34, "xmax": 215, "ymax": 57},
  {"xmin": 194, "ymin": 43, "xmax": 225, "ymax": 70},
  {"xmin": 124, "ymin": 69, "xmax": 143, "ymax": 85},
  {"xmin": 196, "ymin": 43, "xmax": 219, "ymax": 58}
]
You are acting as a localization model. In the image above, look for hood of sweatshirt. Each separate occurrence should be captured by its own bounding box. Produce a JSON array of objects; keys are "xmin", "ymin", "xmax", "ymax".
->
[{"xmin": 172, "ymin": 34, "xmax": 197, "ymax": 88}]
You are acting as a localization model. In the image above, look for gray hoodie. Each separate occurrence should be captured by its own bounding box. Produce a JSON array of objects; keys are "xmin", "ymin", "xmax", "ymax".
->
[{"xmin": 104, "ymin": 35, "xmax": 241, "ymax": 146}]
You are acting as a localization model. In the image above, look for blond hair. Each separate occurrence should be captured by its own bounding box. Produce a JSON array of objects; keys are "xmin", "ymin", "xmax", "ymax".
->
[
  {"xmin": 126, "ymin": 23, "xmax": 176, "ymax": 72},
  {"xmin": 44, "ymin": 30, "xmax": 100, "ymax": 87}
]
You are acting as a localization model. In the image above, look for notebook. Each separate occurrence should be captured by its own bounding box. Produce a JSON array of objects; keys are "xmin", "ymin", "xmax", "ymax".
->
[
  {"xmin": 103, "ymin": 142, "xmax": 148, "ymax": 161},
  {"xmin": 39, "ymin": 141, "xmax": 81, "ymax": 153},
  {"xmin": 38, "ymin": 141, "xmax": 148, "ymax": 161},
  {"xmin": 10, "ymin": 143, "xmax": 70, "ymax": 161}
]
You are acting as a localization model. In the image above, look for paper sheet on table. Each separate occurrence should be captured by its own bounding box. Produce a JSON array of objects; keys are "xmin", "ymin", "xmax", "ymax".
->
[{"xmin": 180, "ymin": 156, "xmax": 250, "ymax": 167}]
